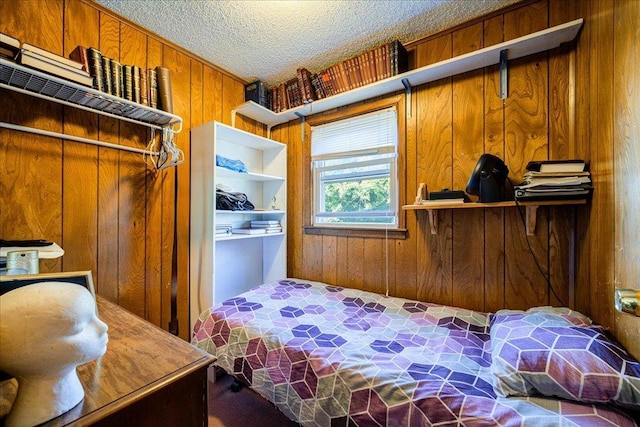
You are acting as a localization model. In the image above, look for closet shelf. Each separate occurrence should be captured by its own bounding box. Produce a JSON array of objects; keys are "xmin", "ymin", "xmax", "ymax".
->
[
  {"xmin": 0, "ymin": 58, "xmax": 182, "ymax": 131},
  {"xmin": 215, "ymin": 209, "xmax": 286, "ymax": 215},
  {"xmin": 403, "ymin": 199, "xmax": 587, "ymax": 236},
  {"xmin": 232, "ymin": 18, "xmax": 583, "ymax": 128},
  {"xmin": 216, "ymin": 167, "xmax": 285, "ymax": 182},
  {"xmin": 216, "ymin": 232, "xmax": 285, "ymax": 242}
]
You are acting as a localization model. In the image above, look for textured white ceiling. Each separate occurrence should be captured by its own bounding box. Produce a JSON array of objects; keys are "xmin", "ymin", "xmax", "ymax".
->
[{"xmin": 95, "ymin": 0, "xmax": 519, "ymax": 86}]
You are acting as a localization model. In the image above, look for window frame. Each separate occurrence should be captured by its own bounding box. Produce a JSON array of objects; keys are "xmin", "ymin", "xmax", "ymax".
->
[{"xmin": 302, "ymin": 95, "xmax": 407, "ymax": 239}]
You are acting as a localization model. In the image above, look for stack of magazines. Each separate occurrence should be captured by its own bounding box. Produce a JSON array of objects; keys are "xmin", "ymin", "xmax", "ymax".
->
[{"xmin": 514, "ymin": 160, "xmax": 593, "ymax": 201}]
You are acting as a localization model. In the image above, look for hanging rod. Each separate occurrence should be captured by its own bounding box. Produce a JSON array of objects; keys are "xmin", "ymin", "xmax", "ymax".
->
[{"xmin": 0, "ymin": 122, "xmax": 158, "ymax": 156}]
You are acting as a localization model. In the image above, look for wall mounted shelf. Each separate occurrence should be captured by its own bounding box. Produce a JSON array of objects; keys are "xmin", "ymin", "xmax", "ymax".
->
[
  {"xmin": 0, "ymin": 58, "xmax": 183, "ymax": 163},
  {"xmin": 232, "ymin": 18, "xmax": 583, "ymax": 130},
  {"xmin": 402, "ymin": 199, "xmax": 587, "ymax": 236}
]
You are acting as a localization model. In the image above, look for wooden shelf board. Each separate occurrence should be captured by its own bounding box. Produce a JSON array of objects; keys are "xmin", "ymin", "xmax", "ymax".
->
[
  {"xmin": 216, "ymin": 166, "xmax": 285, "ymax": 182},
  {"xmin": 403, "ymin": 199, "xmax": 587, "ymax": 236},
  {"xmin": 402, "ymin": 199, "xmax": 587, "ymax": 211},
  {"xmin": 233, "ymin": 18, "xmax": 583, "ymax": 127}
]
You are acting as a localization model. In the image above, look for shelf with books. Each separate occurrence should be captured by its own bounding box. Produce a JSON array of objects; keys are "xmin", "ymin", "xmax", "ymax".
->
[
  {"xmin": 232, "ymin": 18, "xmax": 583, "ymax": 129},
  {"xmin": 190, "ymin": 120, "xmax": 286, "ymax": 331},
  {"xmin": 403, "ymin": 199, "xmax": 587, "ymax": 236},
  {"xmin": 0, "ymin": 58, "xmax": 182, "ymax": 130}
]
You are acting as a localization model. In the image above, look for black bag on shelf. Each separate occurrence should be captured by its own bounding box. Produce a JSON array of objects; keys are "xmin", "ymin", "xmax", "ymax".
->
[{"xmin": 215, "ymin": 185, "xmax": 254, "ymax": 211}]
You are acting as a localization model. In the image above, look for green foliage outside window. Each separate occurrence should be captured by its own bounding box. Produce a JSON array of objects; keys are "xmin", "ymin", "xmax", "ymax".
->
[{"xmin": 323, "ymin": 178, "xmax": 390, "ymax": 223}]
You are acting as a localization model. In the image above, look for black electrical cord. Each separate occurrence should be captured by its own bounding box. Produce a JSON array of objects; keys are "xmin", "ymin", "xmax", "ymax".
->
[{"xmin": 507, "ymin": 178, "xmax": 566, "ymax": 307}]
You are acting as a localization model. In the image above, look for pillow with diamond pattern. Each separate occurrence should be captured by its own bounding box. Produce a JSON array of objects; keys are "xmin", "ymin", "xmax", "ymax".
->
[{"xmin": 489, "ymin": 306, "xmax": 640, "ymax": 409}]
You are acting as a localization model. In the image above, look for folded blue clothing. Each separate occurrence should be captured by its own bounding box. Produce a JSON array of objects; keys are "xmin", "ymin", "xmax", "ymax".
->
[{"xmin": 216, "ymin": 155, "xmax": 247, "ymax": 173}]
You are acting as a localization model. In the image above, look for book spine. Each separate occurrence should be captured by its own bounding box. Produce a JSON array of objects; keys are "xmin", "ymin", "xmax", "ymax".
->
[
  {"xmin": 296, "ymin": 69, "xmax": 308, "ymax": 103},
  {"xmin": 139, "ymin": 68, "xmax": 148, "ymax": 105},
  {"xmin": 87, "ymin": 47, "xmax": 104, "ymax": 92},
  {"xmin": 397, "ymin": 40, "xmax": 408, "ymax": 75},
  {"xmin": 155, "ymin": 66, "xmax": 173, "ymax": 113},
  {"xmin": 111, "ymin": 60, "xmax": 122, "ymax": 98},
  {"xmin": 245, "ymin": 80, "xmax": 265, "ymax": 105},
  {"xmin": 123, "ymin": 65, "xmax": 133, "ymax": 101},
  {"xmin": 68, "ymin": 45, "xmax": 90, "ymax": 73},
  {"xmin": 101, "ymin": 56, "xmax": 112, "ymax": 95},
  {"xmin": 132, "ymin": 65, "xmax": 141, "ymax": 103},
  {"xmin": 148, "ymin": 68, "xmax": 158, "ymax": 109}
]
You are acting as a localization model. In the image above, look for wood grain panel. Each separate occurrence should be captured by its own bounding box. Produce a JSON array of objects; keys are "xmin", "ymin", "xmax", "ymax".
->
[
  {"xmin": 0, "ymin": 0, "xmax": 64, "ymax": 273},
  {"xmin": 414, "ymin": 36, "xmax": 454, "ymax": 305},
  {"xmin": 452, "ymin": 23, "xmax": 485, "ymax": 311},
  {"xmin": 613, "ymin": 0, "xmax": 640, "ymax": 359},
  {"xmin": 97, "ymin": 12, "xmax": 121, "ymax": 301},
  {"xmin": 118, "ymin": 24, "xmax": 149, "ymax": 318},
  {"xmin": 573, "ymin": 0, "xmax": 593, "ymax": 316},
  {"xmin": 222, "ymin": 75, "xmax": 244, "ymax": 126},
  {"xmin": 483, "ymin": 15, "xmax": 506, "ymax": 312},
  {"xmin": 547, "ymin": 0, "xmax": 579, "ymax": 308},
  {"xmin": 203, "ymin": 66, "xmax": 223, "ymax": 123},
  {"xmin": 61, "ymin": 0, "xmax": 99, "ymax": 275},
  {"xmin": 504, "ymin": 1, "xmax": 550, "ymax": 309},
  {"xmin": 284, "ymin": 122, "xmax": 303, "ymax": 278},
  {"xmin": 363, "ymin": 237, "xmax": 384, "ymax": 295},
  {"xmin": 2, "ymin": 0, "xmax": 248, "ymax": 340},
  {"xmin": 144, "ymin": 37, "xmax": 165, "ymax": 326},
  {"xmin": 589, "ymin": 0, "xmax": 616, "ymax": 328},
  {"xmin": 321, "ymin": 235, "xmax": 338, "ymax": 284},
  {"xmin": 395, "ymin": 60, "xmax": 418, "ymax": 301},
  {"xmin": 304, "ymin": 234, "xmax": 324, "ymax": 281},
  {"xmin": 346, "ymin": 237, "xmax": 365, "ymax": 290},
  {"xmin": 163, "ymin": 46, "xmax": 192, "ymax": 340}
]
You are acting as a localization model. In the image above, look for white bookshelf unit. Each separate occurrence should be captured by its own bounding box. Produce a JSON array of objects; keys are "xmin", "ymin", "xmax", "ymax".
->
[{"xmin": 190, "ymin": 121, "xmax": 286, "ymax": 328}]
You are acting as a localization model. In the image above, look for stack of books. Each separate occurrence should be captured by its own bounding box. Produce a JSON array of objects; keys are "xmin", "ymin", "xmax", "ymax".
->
[
  {"xmin": 0, "ymin": 32, "xmax": 20, "ymax": 60},
  {"xmin": 265, "ymin": 40, "xmax": 408, "ymax": 113},
  {"xmin": 231, "ymin": 220, "xmax": 283, "ymax": 235},
  {"xmin": 69, "ymin": 46, "xmax": 171, "ymax": 111},
  {"xmin": 215, "ymin": 224, "xmax": 232, "ymax": 236},
  {"xmin": 231, "ymin": 227, "xmax": 266, "ymax": 235},
  {"xmin": 514, "ymin": 160, "xmax": 593, "ymax": 201},
  {"xmin": 250, "ymin": 220, "xmax": 282, "ymax": 233},
  {"xmin": 17, "ymin": 43, "xmax": 93, "ymax": 87}
]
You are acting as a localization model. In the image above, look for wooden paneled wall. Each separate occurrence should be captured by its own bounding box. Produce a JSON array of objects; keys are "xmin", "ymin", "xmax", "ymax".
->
[
  {"xmin": 1, "ymin": 0, "xmax": 637, "ymax": 356},
  {"xmin": 277, "ymin": 0, "xmax": 640, "ymax": 357},
  {"xmin": 0, "ymin": 0, "xmax": 256, "ymax": 341}
]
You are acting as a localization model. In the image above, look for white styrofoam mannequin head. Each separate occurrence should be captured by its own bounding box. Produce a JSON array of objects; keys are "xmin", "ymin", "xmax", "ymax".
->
[{"xmin": 0, "ymin": 282, "xmax": 108, "ymax": 427}]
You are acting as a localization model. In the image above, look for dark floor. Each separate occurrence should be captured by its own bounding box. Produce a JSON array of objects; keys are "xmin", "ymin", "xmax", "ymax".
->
[{"xmin": 208, "ymin": 373, "xmax": 299, "ymax": 427}]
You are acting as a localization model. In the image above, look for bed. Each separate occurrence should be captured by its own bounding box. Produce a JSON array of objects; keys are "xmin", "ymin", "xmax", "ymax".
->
[{"xmin": 192, "ymin": 278, "xmax": 640, "ymax": 426}]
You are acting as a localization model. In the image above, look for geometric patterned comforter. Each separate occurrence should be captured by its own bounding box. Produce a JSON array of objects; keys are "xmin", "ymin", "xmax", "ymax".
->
[{"xmin": 191, "ymin": 279, "xmax": 637, "ymax": 426}]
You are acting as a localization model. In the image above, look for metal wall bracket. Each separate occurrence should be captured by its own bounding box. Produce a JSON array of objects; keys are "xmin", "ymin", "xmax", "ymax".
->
[
  {"xmin": 499, "ymin": 49, "xmax": 509, "ymax": 100},
  {"xmin": 401, "ymin": 78, "xmax": 412, "ymax": 117},
  {"xmin": 294, "ymin": 112, "xmax": 306, "ymax": 142}
]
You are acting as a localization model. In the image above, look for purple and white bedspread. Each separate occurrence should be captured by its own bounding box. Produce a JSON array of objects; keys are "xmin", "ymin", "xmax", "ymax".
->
[{"xmin": 191, "ymin": 279, "xmax": 637, "ymax": 426}]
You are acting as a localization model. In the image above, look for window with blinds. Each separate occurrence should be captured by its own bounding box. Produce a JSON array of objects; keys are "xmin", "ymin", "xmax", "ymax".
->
[{"xmin": 311, "ymin": 108, "xmax": 398, "ymax": 228}]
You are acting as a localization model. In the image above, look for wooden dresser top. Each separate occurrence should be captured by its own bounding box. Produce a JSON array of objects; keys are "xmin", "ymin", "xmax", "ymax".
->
[{"xmin": 43, "ymin": 296, "xmax": 215, "ymax": 426}]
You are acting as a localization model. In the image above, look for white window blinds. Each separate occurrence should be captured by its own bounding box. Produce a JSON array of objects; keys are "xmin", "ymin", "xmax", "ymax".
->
[{"xmin": 311, "ymin": 108, "xmax": 397, "ymax": 159}]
